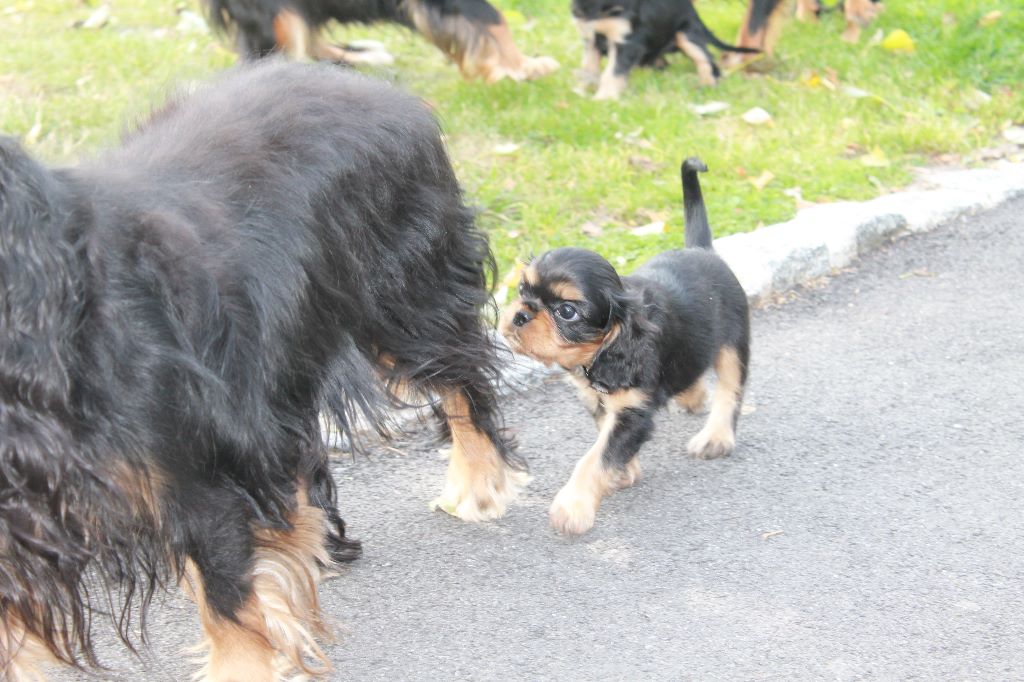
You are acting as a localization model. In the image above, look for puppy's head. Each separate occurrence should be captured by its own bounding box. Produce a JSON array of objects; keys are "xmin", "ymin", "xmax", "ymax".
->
[{"xmin": 500, "ymin": 248, "xmax": 657, "ymax": 391}]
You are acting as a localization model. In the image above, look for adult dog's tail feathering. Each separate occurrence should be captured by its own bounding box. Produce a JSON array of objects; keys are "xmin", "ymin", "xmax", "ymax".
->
[{"xmin": 682, "ymin": 157, "xmax": 713, "ymax": 250}]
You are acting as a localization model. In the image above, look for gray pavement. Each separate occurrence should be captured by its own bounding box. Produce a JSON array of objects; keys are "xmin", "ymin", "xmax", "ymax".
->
[{"xmin": 57, "ymin": 195, "xmax": 1024, "ymax": 680}]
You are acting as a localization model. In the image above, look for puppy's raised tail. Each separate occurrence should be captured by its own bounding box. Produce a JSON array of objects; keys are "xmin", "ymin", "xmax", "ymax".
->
[{"xmin": 682, "ymin": 157, "xmax": 713, "ymax": 250}]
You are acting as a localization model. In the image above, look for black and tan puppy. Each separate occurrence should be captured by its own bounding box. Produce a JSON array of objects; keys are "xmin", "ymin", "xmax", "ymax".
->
[
  {"xmin": 205, "ymin": 0, "xmax": 559, "ymax": 83},
  {"xmin": 572, "ymin": 0, "xmax": 758, "ymax": 99},
  {"xmin": 501, "ymin": 158, "xmax": 750, "ymax": 534}
]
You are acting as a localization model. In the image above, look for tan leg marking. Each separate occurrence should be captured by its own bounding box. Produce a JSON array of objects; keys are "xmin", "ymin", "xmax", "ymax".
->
[
  {"xmin": 674, "ymin": 379, "xmax": 707, "ymax": 414},
  {"xmin": 429, "ymin": 392, "xmax": 528, "ymax": 521},
  {"xmin": 1, "ymin": 616, "xmax": 55, "ymax": 682},
  {"xmin": 550, "ymin": 389, "xmax": 647, "ymax": 535},
  {"xmin": 723, "ymin": 0, "xmax": 787, "ymax": 67},
  {"xmin": 795, "ymin": 0, "xmax": 819, "ymax": 22},
  {"xmin": 187, "ymin": 489, "xmax": 332, "ymax": 681},
  {"xmin": 575, "ymin": 19, "xmax": 602, "ymax": 85},
  {"xmin": 272, "ymin": 9, "xmax": 312, "ymax": 61},
  {"xmin": 687, "ymin": 347, "xmax": 744, "ymax": 459},
  {"xmin": 676, "ymin": 34, "xmax": 717, "ymax": 86}
]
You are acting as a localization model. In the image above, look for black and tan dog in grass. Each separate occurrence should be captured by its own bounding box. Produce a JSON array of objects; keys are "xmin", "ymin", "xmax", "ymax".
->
[
  {"xmin": 500, "ymin": 158, "xmax": 750, "ymax": 534},
  {"xmin": 572, "ymin": 0, "xmax": 758, "ymax": 99}
]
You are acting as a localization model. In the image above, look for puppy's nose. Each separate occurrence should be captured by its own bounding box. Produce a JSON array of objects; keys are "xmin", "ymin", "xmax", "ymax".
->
[{"xmin": 512, "ymin": 310, "xmax": 532, "ymax": 327}]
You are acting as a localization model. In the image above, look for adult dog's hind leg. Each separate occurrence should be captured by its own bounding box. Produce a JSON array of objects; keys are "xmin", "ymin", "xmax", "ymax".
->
[{"xmin": 184, "ymin": 485, "xmax": 333, "ymax": 681}]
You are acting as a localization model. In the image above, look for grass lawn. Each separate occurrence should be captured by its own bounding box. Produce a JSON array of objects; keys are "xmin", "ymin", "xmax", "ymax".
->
[{"xmin": 1, "ymin": 0, "xmax": 1021, "ymax": 284}]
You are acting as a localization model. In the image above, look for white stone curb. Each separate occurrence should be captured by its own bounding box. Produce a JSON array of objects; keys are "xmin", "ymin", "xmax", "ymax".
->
[{"xmin": 715, "ymin": 161, "xmax": 1024, "ymax": 304}]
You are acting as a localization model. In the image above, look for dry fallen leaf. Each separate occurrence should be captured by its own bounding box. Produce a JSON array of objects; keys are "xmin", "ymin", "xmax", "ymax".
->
[
  {"xmin": 741, "ymin": 107, "xmax": 773, "ymax": 126},
  {"xmin": 898, "ymin": 268, "xmax": 937, "ymax": 279},
  {"xmin": 580, "ymin": 221, "xmax": 604, "ymax": 237},
  {"xmin": 978, "ymin": 10, "xmax": 1002, "ymax": 27},
  {"xmin": 24, "ymin": 111, "xmax": 42, "ymax": 146},
  {"xmin": 628, "ymin": 155, "xmax": 661, "ymax": 172},
  {"xmin": 859, "ymin": 147, "xmax": 890, "ymax": 167},
  {"xmin": 690, "ymin": 101, "xmax": 729, "ymax": 116},
  {"xmin": 748, "ymin": 170, "xmax": 775, "ymax": 191},
  {"xmin": 1002, "ymin": 126, "xmax": 1024, "ymax": 145},
  {"xmin": 76, "ymin": 4, "xmax": 111, "ymax": 29},
  {"xmin": 762, "ymin": 530, "xmax": 784, "ymax": 540},
  {"xmin": 614, "ymin": 129, "xmax": 654, "ymax": 149},
  {"xmin": 492, "ymin": 142, "xmax": 521, "ymax": 155},
  {"xmin": 629, "ymin": 221, "xmax": 666, "ymax": 236}
]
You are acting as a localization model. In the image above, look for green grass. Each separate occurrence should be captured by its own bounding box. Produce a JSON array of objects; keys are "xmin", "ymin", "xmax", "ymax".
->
[{"xmin": 2, "ymin": 0, "xmax": 1022, "ymax": 281}]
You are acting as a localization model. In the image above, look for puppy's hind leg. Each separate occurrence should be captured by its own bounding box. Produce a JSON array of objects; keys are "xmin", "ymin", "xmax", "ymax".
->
[
  {"xmin": 687, "ymin": 346, "xmax": 748, "ymax": 459},
  {"xmin": 674, "ymin": 378, "xmax": 707, "ymax": 414}
]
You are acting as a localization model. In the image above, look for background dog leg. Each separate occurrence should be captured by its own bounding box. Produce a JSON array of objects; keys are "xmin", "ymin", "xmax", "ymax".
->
[
  {"xmin": 676, "ymin": 34, "xmax": 718, "ymax": 86},
  {"xmin": 550, "ymin": 390, "xmax": 652, "ymax": 534},
  {"xmin": 271, "ymin": 8, "xmax": 313, "ymax": 60},
  {"xmin": 687, "ymin": 346, "xmax": 748, "ymax": 459},
  {"xmin": 574, "ymin": 21, "xmax": 601, "ymax": 87},
  {"xmin": 598, "ymin": 40, "xmax": 634, "ymax": 100},
  {"xmin": 184, "ymin": 485, "xmax": 333, "ymax": 681},
  {"xmin": 405, "ymin": 0, "xmax": 557, "ymax": 82},
  {"xmin": 723, "ymin": 0, "xmax": 786, "ymax": 67}
]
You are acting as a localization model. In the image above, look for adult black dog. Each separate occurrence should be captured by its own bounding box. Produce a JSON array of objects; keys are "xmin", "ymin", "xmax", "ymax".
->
[
  {"xmin": 571, "ymin": 0, "xmax": 757, "ymax": 99},
  {"xmin": 0, "ymin": 60, "xmax": 526, "ymax": 679},
  {"xmin": 205, "ymin": 0, "xmax": 559, "ymax": 82},
  {"xmin": 500, "ymin": 159, "xmax": 750, "ymax": 534}
]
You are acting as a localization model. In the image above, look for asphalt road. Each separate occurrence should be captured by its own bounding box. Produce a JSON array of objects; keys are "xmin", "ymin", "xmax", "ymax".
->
[{"xmin": 56, "ymin": 196, "xmax": 1024, "ymax": 681}]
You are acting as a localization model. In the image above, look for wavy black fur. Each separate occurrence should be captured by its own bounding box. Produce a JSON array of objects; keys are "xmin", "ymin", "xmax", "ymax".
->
[{"xmin": 0, "ymin": 59, "xmax": 515, "ymax": 675}]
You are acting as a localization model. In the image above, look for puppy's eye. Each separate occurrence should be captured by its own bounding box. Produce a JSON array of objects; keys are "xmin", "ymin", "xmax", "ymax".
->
[{"xmin": 555, "ymin": 303, "xmax": 579, "ymax": 321}]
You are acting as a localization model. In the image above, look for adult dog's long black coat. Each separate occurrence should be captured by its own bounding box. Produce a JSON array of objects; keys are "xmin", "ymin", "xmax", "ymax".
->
[{"xmin": 0, "ymin": 60, "xmax": 522, "ymax": 679}]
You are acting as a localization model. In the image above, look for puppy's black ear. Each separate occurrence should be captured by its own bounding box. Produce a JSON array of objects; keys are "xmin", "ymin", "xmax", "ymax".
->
[{"xmin": 586, "ymin": 290, "xmax": 660, "ymax": 393}]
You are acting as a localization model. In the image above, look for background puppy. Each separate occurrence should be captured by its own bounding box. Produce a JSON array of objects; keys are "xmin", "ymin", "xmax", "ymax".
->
[
  {"xmin": 0, "ymin": 60, "xmax": 525, "ymax": 680},
  {"xmin": 724, "ymin": 0, "xmax": 883, "ymax": 67},
  {"xmin": 572, "ymin": 0, "xmax": 758, "ymax": 99},
  {"xmin": 205, "ymin": 0, "xmax": 560, "ymax": 82},
  {"xmin": 500, "ymin": 158, "xmax": 750, "ymax": 534}
]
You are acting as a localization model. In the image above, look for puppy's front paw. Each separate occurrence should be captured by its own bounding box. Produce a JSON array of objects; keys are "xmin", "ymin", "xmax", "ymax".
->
[
  {"xmin": 686, "ymin": 427, "xmax": 735, "ymax": 459},
  {"xmin": 430, "ymin": 459, "xmax": 530, "ymax": 522},
  {"xmin": 549, "ymin": 485, "xmax": 597, "ymax": 535}
]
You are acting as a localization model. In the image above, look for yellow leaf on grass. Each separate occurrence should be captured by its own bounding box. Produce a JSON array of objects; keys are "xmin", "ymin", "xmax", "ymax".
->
[
  {"xmin": 801, "ymin": 72, "xmax": 823, "ymax": 89},
  {"xmin": 749, "ymin": 170, "xmax": 775, "ymax": 191},
  {"xmin": 859, "ymin": 147, "xmax": 891, "ymax": 167},
  {"xmin": 503, "ymin": 9, "xmax": 525, "ymax": 25},
  {"xmin": 881, "ymin": 29, "xmax": 915, "ymax": 54}
]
